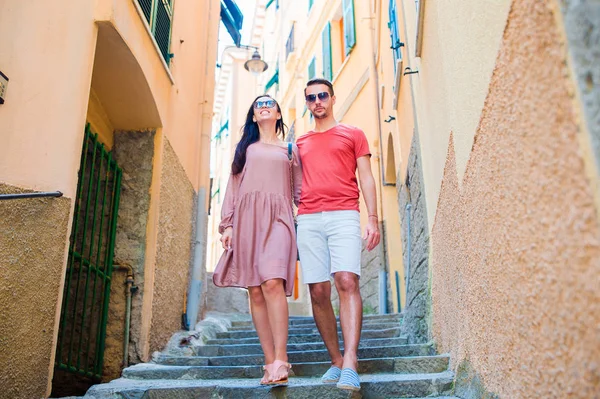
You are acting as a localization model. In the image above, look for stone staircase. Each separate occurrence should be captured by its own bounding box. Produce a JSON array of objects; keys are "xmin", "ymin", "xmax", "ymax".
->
[{"xmin": 84, "ymin": 313, "xmax": 458, "ymax": 398}]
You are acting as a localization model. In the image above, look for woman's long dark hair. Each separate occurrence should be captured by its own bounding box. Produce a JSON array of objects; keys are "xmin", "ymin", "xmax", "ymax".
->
[{"xmin": 231, "ymin": 95, "xmax": 286, "ymax": 175}]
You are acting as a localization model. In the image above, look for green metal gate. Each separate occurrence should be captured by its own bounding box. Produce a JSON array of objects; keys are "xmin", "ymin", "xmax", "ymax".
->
[{"xmin": 55, "ymin": 124, "xmax": 122, "ymax": 380}]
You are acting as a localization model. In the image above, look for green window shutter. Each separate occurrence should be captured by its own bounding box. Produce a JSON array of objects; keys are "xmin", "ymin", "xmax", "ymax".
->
[
  {"xmin": 265, "ymin": 69, "xmax": 279, "ymax": 92},
  {"xmin": 342, "ymin": 0, "xmax": 356, "ymax": 55},
  {"xmin": 322, "ymin": 22, "xmax": 333, "ymax": 81},
  {"xmin": 219, "ymin": 120, "xmax": 229, "ymax": 134},
  {"xmin": 309, "ymin": 0, "xmax": 314, "ymax": 11},
  {"xmin": 215, "ymin": 120, "xmax": 229, "ymax": 140},
  {"xmin": 154, "ymin": 0, "xmax": 173, "ymax": 64},
  {"xmin": 138, "ymin": 0, "xmax": 153, "ymax": 23},
  {"xmin": 137, "ymin": 0, "xmax": 173, "ymax": 65},
  {"xmin": 266, "ymin": 0, "xmax": 276, "ymax": 9},
  {"xmin": 308, "ymin": 57, "xmax": 316, "ymax": 79}
]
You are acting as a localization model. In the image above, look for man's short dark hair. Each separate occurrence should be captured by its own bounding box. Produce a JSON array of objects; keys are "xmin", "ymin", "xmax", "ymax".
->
[{"xmin": 305, "ymin": 78, "xmax": 334, "ymax": 96}]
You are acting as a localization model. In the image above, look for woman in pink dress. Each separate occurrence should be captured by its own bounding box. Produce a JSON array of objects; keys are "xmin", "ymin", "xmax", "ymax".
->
[{"xmin": 213, "ymin": 95, "xmax": 302, "ymax": 385}]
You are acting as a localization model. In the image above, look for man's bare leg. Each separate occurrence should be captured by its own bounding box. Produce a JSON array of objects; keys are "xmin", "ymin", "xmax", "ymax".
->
[
  {"xmin": 334, "ymin": 272, "xmax": 362, "ymax": 371},
  {"xmin": 309, "ymin": 281, "xmax": 343, "ymax": 368}
]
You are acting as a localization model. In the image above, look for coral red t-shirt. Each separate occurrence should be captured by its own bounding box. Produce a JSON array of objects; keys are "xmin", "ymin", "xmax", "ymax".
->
[{"xmin": 296, "ymin": 123, "xmax": 371, "ymax": 215}]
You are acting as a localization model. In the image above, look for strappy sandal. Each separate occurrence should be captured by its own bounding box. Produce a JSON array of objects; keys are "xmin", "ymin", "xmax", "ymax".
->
[
  {"xmin": 260, "ymin": 363, "xmax": 273, "ymax": 385},
  {"xmin": 263, "ymin": 360, "xmax": 292, "ymax": 386}
]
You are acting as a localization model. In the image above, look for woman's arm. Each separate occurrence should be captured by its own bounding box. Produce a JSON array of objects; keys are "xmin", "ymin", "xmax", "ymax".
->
[{"xmin": 292, "ymin": 145, "xmax": 303, "ymax": 207}]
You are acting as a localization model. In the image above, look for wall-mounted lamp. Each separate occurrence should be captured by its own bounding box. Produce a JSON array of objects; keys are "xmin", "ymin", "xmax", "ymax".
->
[
  {"xmin": 384, "ymin": 116, "xmax": 396, "ymax": 123},
  {"xmin": 219, "ymin": 45, "xmax": 269, "ymax": 76},
  {"xmin": 244, "ymin": 49, "xmax": 268, "ymax": 75}
]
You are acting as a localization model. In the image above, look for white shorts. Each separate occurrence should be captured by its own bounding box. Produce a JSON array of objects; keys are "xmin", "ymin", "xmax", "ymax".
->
[{"xmin": 297, "ymin": 210, "xmax": 362, "ymax": 284}]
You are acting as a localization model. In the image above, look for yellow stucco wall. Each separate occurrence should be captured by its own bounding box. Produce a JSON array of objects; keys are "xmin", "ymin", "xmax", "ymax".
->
[
  {"xmin": 0, "ymin": 0, "xmax": 219, "ymax": 396},
  {"xmin": 411, "ymin": 0, "xmax": 511, "ymax": 231},
  {"xmin": 0, "ymin": 1, "xmax": 98, "ymax": 199}
]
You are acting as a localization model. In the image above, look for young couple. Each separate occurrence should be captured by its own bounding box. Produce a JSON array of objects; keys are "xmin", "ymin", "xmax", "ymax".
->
[{"xmin": 213, "ymin": 78, "xmax": 381, "ymax": 391}]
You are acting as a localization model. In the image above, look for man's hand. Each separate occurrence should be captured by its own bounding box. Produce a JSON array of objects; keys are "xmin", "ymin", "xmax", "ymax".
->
[
  {"xmin": 220, "ymin": 227, "xmax": 233, "ymax": 250},
  {"xmin": 363, "ymin": 216, "xmax": 381, "ymax": 251}
]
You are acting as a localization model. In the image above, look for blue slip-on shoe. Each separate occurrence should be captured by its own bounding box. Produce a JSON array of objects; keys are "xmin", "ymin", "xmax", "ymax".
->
[
  {"xmin": 336, "ymin": 368, "xmax": 361, "ymax": 391},
  {"xmin": 321, "ymin": 366, "xmax": 342, "ymax": 383}
]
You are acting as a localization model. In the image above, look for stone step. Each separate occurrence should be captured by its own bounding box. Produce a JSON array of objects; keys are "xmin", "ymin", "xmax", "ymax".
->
[
  {"xmin": 125, "ymin": 354, "xmax": 448, "ymax": 380},
  {"xmin": 229, "ymin": 316, "xmax": 402, "ymax": 331},
  {"xmin": 230, "ymin": 313, "xmax": 402, "ymax": 328},
  {"xmin": 157, "ymin": 344, "xmax": 434, "ymax": 367},
  {"xmin": 216, "ymin": 326, "xmax": 401, "ymax": 340},
  {"xmin": 194, "ymin": 336, "xmax": 409, "ymax": 357},
  {"xmin": 207, "ymin": 327, "xmax": 401, "ymax": 345},
  {"xmin": 84, "ymin": 372, "xmax": 454, "ymax": 399},
  {"xmin": 223, "ymin": 322, "xmax": 401, "ymax": 337}
]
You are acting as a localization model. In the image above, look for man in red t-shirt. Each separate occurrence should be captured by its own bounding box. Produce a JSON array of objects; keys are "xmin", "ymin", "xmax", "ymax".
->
[{"xmin": 296, "ymin": 78, "xmax": 381, "ymax": 391}]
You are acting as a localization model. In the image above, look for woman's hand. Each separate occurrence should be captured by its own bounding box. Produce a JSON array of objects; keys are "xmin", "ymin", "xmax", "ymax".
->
[{"xmin": 220, "ymin": 227, "xmax": 233, "ymax": 250}]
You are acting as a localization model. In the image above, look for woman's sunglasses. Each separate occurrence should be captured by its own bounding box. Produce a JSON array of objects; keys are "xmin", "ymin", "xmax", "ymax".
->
[
  {"xmin": 305, "ymin": 91, "xmax": 330, "ymax": 103},
  {"xmin": 253, "ymin": 100, "xmax": 277, "ymax": 109}
]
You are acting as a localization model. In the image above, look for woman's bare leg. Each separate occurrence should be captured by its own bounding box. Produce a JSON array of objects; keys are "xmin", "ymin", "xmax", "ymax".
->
[
  {"xmin": 261, "ymin": 279, "xmax": 289, "ymax": 380},
  {"xmin": 248, "ymin": 285, "xmax": 275, "ymax": 381}
]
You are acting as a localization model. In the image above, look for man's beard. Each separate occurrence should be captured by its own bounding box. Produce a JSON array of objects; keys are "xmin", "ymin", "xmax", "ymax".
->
[{"xmin": 313, "ymin": 109, "xmax": 329, "ymax": 119}]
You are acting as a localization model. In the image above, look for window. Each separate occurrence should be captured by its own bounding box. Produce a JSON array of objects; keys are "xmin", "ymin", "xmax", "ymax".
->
[
  {"xmin": 308, "ymin": 57, "xmax": 316, "ymax": 79},
  {"xmin": 322, "ymin": 23, "xmax": 333, "ymax": 81},
  {"xmin": 342, "ymin": 0, "xmax": 356, "ymax": 55},
  {"xmin": 388, "ymin": 0, "xmax": 403, "ymax": 70},
  {"xmin": 330, "ymin": 17, "xmax": 344, "ymax": 72},
  {"xmin": 137, "ymin": 0, "xmax": 174, "ymax": 64},
  {"xmin": 286, "ymin": 24, "xmax": 295, "ymax": 60}
]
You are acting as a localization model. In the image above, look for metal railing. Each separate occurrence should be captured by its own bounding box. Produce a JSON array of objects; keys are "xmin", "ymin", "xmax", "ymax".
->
[{"xmin": 0, "ymin": 191, "xmax": 62, "ymax": 200}]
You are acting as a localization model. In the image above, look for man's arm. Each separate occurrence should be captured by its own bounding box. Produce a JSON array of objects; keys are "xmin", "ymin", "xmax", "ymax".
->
[{"xmin": 357, "ymin": 156, "xmax": 381, "ymax": 251}]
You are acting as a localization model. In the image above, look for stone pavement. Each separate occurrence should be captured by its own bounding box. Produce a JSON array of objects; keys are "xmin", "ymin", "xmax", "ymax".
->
[{"xmin": 83, "ymin": 313, "xmax": 459, "ymax": 398}]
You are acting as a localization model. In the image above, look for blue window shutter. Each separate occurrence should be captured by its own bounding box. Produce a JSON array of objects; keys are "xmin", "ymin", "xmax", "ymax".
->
[
  {"xmin": 388, "ymin": 0, "xmax": 402, "ymax": 66},
  {"xmin": 322, "ymin": 23, "xmax": 333, "ymax": 81},
  {"xmin": 342, "ymin": 0, "xmax": 356, "ymax": 55}
]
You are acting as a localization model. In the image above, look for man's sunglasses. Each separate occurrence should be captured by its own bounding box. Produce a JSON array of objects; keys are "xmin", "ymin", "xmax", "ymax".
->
[
  {"xmin": 305, "ymin": 91, "xmax": 331, "ymax": 103},
  {"xmin": 253, "ymin": 100, "xmax": 277, "ymax": 109}
]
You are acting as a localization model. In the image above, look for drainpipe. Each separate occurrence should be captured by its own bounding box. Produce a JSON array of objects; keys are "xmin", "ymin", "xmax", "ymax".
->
[
  {"xmin": 404, "ymin": 203, "xmax": 412, "ymax": 306},
  {"xmin": 368, "ymin": 11, "xmax": 393, "ymax": 315},
  {"xmin": 187, "ymin": 188, "xmax": 207, "ymax": 330},
  {"xmin": 113, "ymin": 263, "xmax": 136, "ymax": 368}
]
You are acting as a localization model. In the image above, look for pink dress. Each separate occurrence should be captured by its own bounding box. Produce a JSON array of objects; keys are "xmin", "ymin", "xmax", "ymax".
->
[{"xmin": 213, "ymin": 142, "xmax": 302, "ymax": 296}]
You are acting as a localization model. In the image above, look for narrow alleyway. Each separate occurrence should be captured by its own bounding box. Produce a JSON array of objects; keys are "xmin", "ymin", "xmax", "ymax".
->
[{"xmin": 83, "ymin": 313, "xmax": 458, "ymax": 398}]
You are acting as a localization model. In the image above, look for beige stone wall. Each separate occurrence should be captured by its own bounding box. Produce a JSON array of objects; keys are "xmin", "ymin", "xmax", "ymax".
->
[
  {"xmin": 431, "ymin": 1, "xmax": 600, "ymax": 397},
  {"xmin": 0, "ymin": 184, "xmax": 71, "ymax": 399},
  {"xmin": 149, "ymin": 139, "xmax": 195, "ymax": 353}
]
